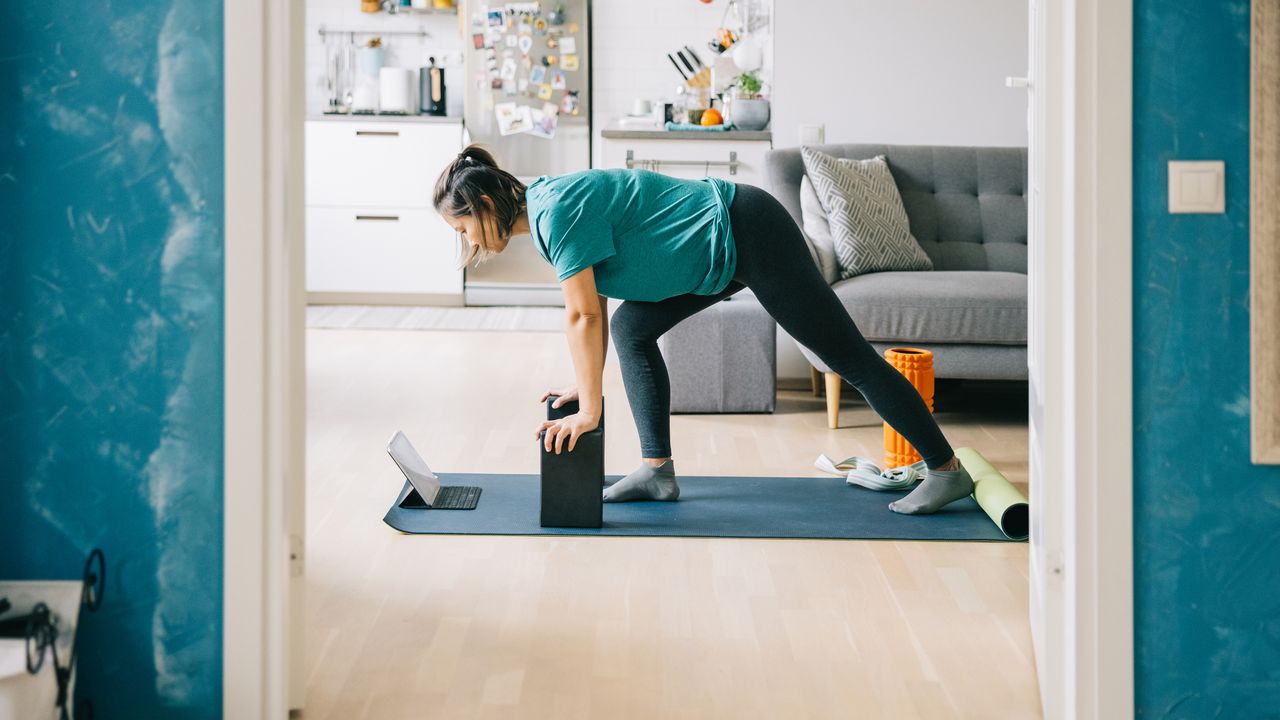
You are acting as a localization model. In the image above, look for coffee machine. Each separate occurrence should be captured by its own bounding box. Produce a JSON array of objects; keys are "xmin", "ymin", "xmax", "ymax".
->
[{"xmin": 419, "ymin": 56, "xmax": 446, "ymax": 116}]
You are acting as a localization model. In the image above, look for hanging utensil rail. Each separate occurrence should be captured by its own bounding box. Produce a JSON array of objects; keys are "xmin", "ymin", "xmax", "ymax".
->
[
  {"xmin": 318, "ymin": 25, "xmax": 432, "ymax": 39},
  {"xmin": 626, "ymin": 150, "xmax": 739, "ymax": 176}
]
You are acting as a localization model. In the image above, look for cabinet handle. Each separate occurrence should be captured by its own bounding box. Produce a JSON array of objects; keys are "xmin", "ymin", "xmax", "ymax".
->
[
  {"xmin": 355, "ymin": 130, "xmax": 400, "ymax": 137},
  {"xmin": 355, "ymin": 214, "xmax": 400, "ymax": 221}
]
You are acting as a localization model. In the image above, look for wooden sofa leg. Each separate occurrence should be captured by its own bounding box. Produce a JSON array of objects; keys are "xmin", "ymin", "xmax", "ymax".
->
[
  {"xmin": 824, "ymin": 372, "xmax": 842, "ymax": 429},
  {"xmin": 810, "ymin": 366, "xmax": 822, "ymax": 396}
]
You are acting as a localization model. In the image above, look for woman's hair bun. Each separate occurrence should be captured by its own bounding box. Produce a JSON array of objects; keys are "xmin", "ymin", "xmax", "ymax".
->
[{"xmin": 457, "ymin": 144, "xmax": 498, "ymax": 170}]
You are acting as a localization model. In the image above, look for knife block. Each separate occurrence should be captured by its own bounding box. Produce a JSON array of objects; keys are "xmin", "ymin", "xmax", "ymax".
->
[{"xmin": 540, "ymin": 396, "xmax": 604, "ymax": 528}]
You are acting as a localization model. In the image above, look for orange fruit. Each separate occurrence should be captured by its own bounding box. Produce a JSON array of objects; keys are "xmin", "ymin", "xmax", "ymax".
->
[{"xmin": 700, "ymin": 108, "xmax": 723, "ymax": 126}]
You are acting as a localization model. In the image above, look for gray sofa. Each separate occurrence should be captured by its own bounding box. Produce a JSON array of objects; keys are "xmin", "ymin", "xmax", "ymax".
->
[{"xmin": 764, "ymin": 144, "xmax": 1028, "ymax": 428}]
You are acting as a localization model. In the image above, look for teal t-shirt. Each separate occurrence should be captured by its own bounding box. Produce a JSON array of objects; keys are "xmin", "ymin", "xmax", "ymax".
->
[{"xmin": 525, "ymin": 169, "xmax": 737, "ymax": 302}]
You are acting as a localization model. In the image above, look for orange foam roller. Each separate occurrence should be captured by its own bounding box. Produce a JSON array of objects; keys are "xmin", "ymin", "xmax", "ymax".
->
[{"xmin": 883, "ymin": 348, "xmax": 934, "ymax": 469}]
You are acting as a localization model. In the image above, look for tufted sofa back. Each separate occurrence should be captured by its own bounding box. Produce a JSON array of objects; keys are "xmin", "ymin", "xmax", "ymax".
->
[{"xmin": 764, "ymin": 144, "xmax": 1028, "ymax": 274}]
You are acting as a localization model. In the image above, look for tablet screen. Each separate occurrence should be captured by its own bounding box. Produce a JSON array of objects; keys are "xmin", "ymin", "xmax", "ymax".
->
[{"xmin": 387, "ymin": 431, "xmax": 441, "ymax": 504}]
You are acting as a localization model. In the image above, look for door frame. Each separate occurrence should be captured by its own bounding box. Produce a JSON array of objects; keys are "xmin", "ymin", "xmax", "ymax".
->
[
  {"xmin": 1027, "ymin": 0, "xmax": 1135, "ymax": 717},
  {"xmin": 223, "ymin": 0, "xmax": 305, "ymax": 716},
  {"xmin": 221, "ymin": 0, "xmax": 1135, "ymax": 717}
]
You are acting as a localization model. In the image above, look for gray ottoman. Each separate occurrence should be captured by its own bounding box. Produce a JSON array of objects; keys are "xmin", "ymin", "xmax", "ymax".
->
[{"xmin": 658, "ymin": 296, "xmax": 777, "ymax": 413}]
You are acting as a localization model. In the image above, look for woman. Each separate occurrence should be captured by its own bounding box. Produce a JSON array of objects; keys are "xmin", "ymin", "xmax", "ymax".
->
[{"xmin": 433, "ymin": 145, "xmax": 973, "ymax": 514}]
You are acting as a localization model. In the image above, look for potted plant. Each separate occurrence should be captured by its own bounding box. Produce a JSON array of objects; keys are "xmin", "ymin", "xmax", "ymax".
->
[{"xmin": 733, "ymin": 71, "xmax": 770, "ymax": 131}]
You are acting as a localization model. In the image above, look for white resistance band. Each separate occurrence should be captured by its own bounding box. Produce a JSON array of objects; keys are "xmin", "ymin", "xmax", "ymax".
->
[{"xmin": 814, "ymin": 454, "xmax": 928, "ymax": 491}]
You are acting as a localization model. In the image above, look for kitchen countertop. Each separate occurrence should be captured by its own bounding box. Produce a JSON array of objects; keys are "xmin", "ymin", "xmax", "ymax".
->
[
  {"xmin": 601, "ymin": 126, "xmax": 772, "ymax": 142},
  {"xmin": 307, "ymin": 114, "xmax": 462, "ymax": 124}
]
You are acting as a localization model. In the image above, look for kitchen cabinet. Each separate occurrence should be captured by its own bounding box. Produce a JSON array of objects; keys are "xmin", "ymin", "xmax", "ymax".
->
[
  {"xmin": 305, "ymin": 117, "xmax": 464, "ymax": 304},
  {"xmin": 599, "ymin": 129, "xmax": 773, "ymax": 187}
]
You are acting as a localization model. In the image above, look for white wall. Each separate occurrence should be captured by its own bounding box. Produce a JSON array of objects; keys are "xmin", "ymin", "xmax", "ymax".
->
[
  {"xmin": 590, "ymin": 0, "xmax": 1027, "ymax": 152},
  {"xmin": 772, "ymin": 0, "xmax": 1028, "ymax": 148},
  {"xmin": 304, "ymin": 2, "xmax": 465, "ymax": 118}
]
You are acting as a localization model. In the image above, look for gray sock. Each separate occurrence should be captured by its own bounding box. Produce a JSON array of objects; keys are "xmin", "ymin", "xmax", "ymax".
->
[
  {"xmin": 602, "ymin": 460, "xmax": 680, "ymax": 502},
  {"xmin": 889, "ymin": 463, "xmax": 974, "ymax": 515}
]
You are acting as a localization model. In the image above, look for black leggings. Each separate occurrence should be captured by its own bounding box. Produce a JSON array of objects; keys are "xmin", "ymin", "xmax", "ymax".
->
[{"xmin": 609, "ymin": 183, "xmax": 955, "ymax": 468}]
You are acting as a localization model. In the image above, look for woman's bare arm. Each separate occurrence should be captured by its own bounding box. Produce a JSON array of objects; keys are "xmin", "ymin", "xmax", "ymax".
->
[{"xmin": 537, "ymin": 267, "xmax": 605, "ymax": 453}]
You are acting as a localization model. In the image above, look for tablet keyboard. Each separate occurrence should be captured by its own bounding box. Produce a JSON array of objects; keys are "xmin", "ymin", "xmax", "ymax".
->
[{"xmin": 433, "ymin": 486, "xmax": 482, "ymax": 510}]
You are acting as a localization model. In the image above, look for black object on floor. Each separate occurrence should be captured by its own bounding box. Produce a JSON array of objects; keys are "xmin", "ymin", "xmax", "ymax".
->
[
  {"xmin": 539, "ymin": 396, "xmax": 604, "ymax": 528},
  {"xmin": 399, "ymin": 485, "xmax": 482, "ymax": 510}
]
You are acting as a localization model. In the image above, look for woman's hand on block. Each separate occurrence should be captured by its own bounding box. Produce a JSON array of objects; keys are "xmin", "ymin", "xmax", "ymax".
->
[
  {"xmin": 537, "ymin": 412, "xmax": 599, "ymax": 454},
  {"xmin": 540, "ymin": 386, "xmax": 578, "ymax": 408}
]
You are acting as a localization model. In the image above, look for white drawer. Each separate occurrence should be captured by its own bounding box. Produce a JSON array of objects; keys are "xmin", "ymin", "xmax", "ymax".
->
[
  {"xmin": 306, "ymin": 206, "xmax": 463, "ymax": 295},
  {"xmin": 305, "ymin": 120, "xmax": 462, "ymax": 209},
  {"xmin": 599, "ymin": 138, "xmax": 772, "ymax": 187}
]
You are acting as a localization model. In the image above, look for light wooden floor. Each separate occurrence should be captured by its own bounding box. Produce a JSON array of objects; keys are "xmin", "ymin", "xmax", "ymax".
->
[{"xmin": 303, "ymin": 328, "xmax": 1039, "ymax": 720}]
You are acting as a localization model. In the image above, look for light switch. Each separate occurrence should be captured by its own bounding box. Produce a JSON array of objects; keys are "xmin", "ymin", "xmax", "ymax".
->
[
  {"xmin": 1168, "ymin": 160, "xmax": 1225, "ymax": 214},
  {"xmin": 799, "ymin": 124, "xmax": 825, "ymax": 146}
]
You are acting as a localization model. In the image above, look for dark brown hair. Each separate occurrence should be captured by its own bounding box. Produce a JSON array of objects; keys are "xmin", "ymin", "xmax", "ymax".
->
[{"xmin": 433, "ymin": 144, "xmax": 527, "ymax": 266}]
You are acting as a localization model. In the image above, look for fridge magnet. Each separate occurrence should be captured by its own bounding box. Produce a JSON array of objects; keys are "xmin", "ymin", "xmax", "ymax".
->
[
  {"xmin": 537, "ymin": 83, "xmax": 554, "ymax": 100},
  {"xmin": 546, "ymin": 4, "xmax": 566, "ymax": 25},
  {"xmin": 487, "ymin": 27, "xmax": 503, "ymax": 45},
  {"xmin": 560, "ymin": 89, "xmax": 579, "ymax": 115},
  {"xmin": 534, "ymin": 17, "xmax": 548, "ymax": 34},
  {"xmin": 495, "ymin": 102, "xmax": 532, "ymax": 135},
  {"xmin": 530, "ymin": 105, "xmax": 558, "ymax": 139},
  {"xmin": 500, "ymin": 57, "xmax": 517, "ymax": 80},
  {"xmin": 561, "ymin": 53, "xmax": 579, "ymax": 71},
  {"xmin": 529, "ymin": 65, "xmax": 546, "ymax": 85},
  {"xmin": 542, "ymin": 101, "xmax": 560, "ymax": 117},
  {"xmin": 487, "ymin": 9, "xmax": 504, "ymax": 26},
  {"xmin": 542, "ymin": 54, "xmax": 557, "ymax": 66},
  {"xmin": 490, "ymin": 76, "xmax": 504, "ymax": 89},
  {"xmin": 550, "ymin": 69, "xmax": 566, "ymax": 90},
  {"xmin": 568, "ymin": 22, "xmax": 578, "ymax": 33},
  {"xmin": 559, "ymin": 36, "xmax": 576, "ymax": 55},
  {"xmin": 472, "ymin": 33, "xmax": 488, "ymax": 50},
  {"xmin": 546, "ymin": 37, "xmax": 558, "ymax": 49},
  {"xmin": 518, "ymin": 34, "xmax": 533, "ymax": 55}
]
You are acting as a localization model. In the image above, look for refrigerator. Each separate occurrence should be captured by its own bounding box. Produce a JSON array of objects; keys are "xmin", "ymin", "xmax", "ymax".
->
[{"xmin": 461, "ymin": 0, "xmax": 592, "ymax": 306}]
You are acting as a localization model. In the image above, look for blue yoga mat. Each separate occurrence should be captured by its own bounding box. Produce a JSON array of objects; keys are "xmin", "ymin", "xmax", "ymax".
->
[{"xmin": 382, "ymin": 473, "xmax": 1019, "ymax": 542}]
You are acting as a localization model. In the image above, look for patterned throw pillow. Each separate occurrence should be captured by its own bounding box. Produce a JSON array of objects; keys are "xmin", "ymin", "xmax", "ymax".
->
[
  {"xmin": 800, "ymin": 147, "xmax": 933, "ymax": 278},
  {"xmin": 799, "ymin": 175, "xmax": 841, "ymax": 284}
]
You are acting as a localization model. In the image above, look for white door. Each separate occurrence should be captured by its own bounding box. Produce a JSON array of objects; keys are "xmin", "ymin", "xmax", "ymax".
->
[{"xmin": 1026, "ymin": 0, "xmax": 1069, "ymax": 716}]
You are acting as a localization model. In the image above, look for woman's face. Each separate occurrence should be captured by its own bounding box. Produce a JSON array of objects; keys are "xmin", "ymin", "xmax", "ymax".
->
[{"xmin": 444, "ymin": 207, "xmax": 511, "ymax": 257}]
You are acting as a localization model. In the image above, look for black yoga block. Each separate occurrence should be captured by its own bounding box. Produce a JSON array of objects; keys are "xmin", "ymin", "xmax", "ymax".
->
[{"xmin": 540, "ymin": 396, "xmax": 604, "ymax": 528}]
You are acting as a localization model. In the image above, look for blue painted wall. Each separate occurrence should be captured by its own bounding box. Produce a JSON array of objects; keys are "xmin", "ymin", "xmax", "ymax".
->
[
  {"xmin": 1134, "ymin": 1, "xmax": 1280, "ymax": 716},
  {"xmin": 0, "ymin": 1, "xmax": 224, "ymax": 717}
]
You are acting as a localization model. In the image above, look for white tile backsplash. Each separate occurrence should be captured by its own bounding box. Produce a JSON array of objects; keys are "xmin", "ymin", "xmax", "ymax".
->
[
  {"xmin": 589, "ymin": 0, "xmax": 773, "ymax": 168},
  {"xmin": 305, "ymin": 0, "xmax": 465, "ymax": 117}
]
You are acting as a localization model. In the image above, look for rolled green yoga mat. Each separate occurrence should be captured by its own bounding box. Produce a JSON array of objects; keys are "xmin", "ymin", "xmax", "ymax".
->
[{"xmin": 956, "ymin": 447, "xmax": 1029, "ymax": 541}]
